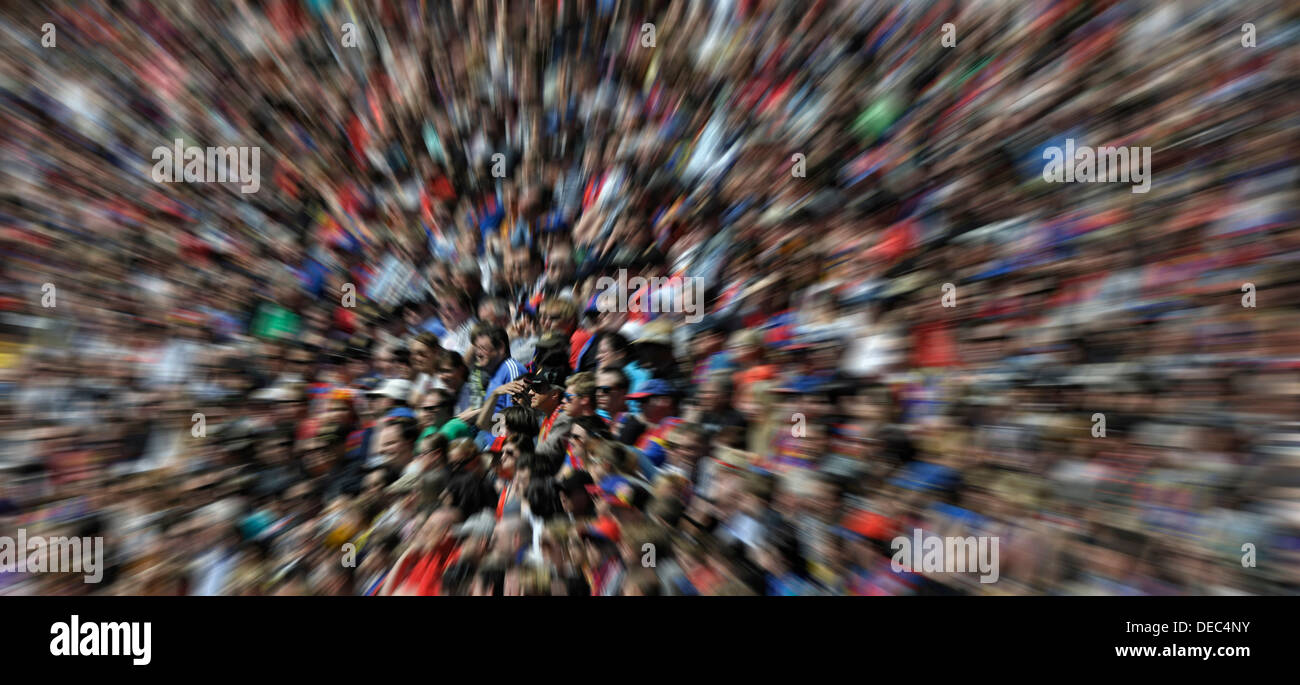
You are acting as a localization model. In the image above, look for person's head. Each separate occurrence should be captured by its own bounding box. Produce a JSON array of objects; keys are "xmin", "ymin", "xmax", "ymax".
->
[
  {"xmin": 366, "ymin": 378, "xmax": 412, "ymax": 416},
  {"xmin": 728, "ymin": 330, "xmax": 764, "ymax": 363},
  {"xmin": 628, "ymin": 381, "xmax": 678, "ymax": 422},
  {"xmin": 666, "ymin": 423, "xmax": 707, "ymax": 469},
  {"xmin": 390, "ymin": 346, "xmax": 413, "ymax": 380},
  {"xmin": 418, "ymin": 431, "xmax": 451, "ymax": 468},
  {"xmin": 287, "ymin": 346, "xmax": 315, "ymax": 378},
  {"xmin": 544, "ymin": 243, "xmax": 575, "ymax": 287},
  {"xmin": 697, "ymin": 376, "xmax": 732, "ymax": 411},
  {"xmin": 525, "ymin": 479, "xmax": 563, "ymax": 519},
  {"xmin": 438, "ymin": 351, "xmax": 469, "ymax": 391},
  {"xmin": 592, "ymin": 286, "xmax": 629, "ymax": 331},
  {"xmin": 301, "ymin": 436, "xmax": 336, "ymax": 475},
  {"xmin": 691, "ymin": 325, "xmax": 727, "ymax": 362},
  {"xmin": 581, "ymin": 521, "xmax": 620, "ymax": 566},
  {"xmin": 477, "ymin": 297, "xmax": 510, "ymax": 328},
  {"xmin": 453, "ymin": 263, "xmax": 482, "ymax": 301},
  {"xmin": 418, "ymin": 389, "xmax": 454, "ymax": 428},
  {"xmin": 447, "ymin": 437, "xmax": 482, "ymax": 475},
  {"xmin": 802, "ymin": 472, "xmax": 842, "ymax": 522},
  {"xmin": 596, "ymin": 332, "xmax": 631, "ymax": 370},
  {"xmin": 502, "ymin": 406, "xmax": 540, "ymax": 440},
  {"xmin": 320, "ymin": 397, "xmax": 356, "ymax": 431},
  {"xmin": 566, "ymin": 415, "xmax": 610, "ymax": 467},
  {"xmin": 492, "ymin": 516, "xmax": 532, "ymax": 555},
  {"xmin": 538, "ymin": 297, "xmax": 579, "ymax": 336},
  {"xmin": 737, "ymin": 472, "xmax": 773, "ymax": 518},
  {"xmin": 595, "ymin": 368, "xmax": 629, "ymax": 414},
  {"xmin": 374, "ymin": 345, "xmax": 397, "ymax": 378},
  {"xmin": 361, "ymin": 468, "xmax": 391, "ymax": 497},
  {"xmin": 504, "ymin": 242, "xmax": 541, "ymax": 287},
  {"xmin": 564, "ymin": 371, "xmax": 597, "ymax": 418},
  {"xmin": 499, "ymin": 438, "xmax": 532, "ymax": 481},
  {"xmin": 647, "ymin": 495, "xmax": 685, "ymax": 528},
  {"xmin": 470, "ymin": 324, "xmax": 511, "ymax": 371},
  {"xmin": 587, "ymin": 439, "xmax": 632, "ymax": 479},
  {"xmin": 514, "ymin": 443, "xmax": 548, "ymax": 485},
  {"xmin": 531, "ymin": 331, "xmax": 571, "ymax": 369},
  {"xmin": 410, "ymin": 333, "xmax": 443, "ymax": 375},
  {"xmin": 527, "ymin": 367, "xmax": 567, "ymax": 414},
  {"xmin": 364, "ymin": 392, "xmax": 392, "ymax": 420},
  {"xmin": 441, "ymin": 292, "xmax": 474, "ymax": 325},
  {"xmin": 419, "ymin": 468, "xmax": 450, "ymax": 509},
  {"xmin": 378, "ymin": 417, "xmax": 419, "ymax": 466},
  {"xmin": 443, "ymin": 473, "xmax": 488, "ymax": 516},
  {"xmin": 418, "ymin": 507, "xmax": 462, "ymax": 549},
  {"xmin": 558, "ymin": 471, "xmax": 595, "ymax": 516},
  {"xmin": 648, "ymin": 392, "xmax": 679, "ymax": 422},
  {"xmin": 344, "ymin": 347, "xmax": 371, "ymax": 382}
]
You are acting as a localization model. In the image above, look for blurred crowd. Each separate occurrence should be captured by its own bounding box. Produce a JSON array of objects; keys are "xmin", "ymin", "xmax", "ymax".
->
[{"xmin": 1, "ymin": 0, "xmax": 1298, "ymax": 596}]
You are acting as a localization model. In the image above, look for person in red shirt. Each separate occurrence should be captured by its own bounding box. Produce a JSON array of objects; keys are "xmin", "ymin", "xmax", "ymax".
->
[{"xmin": 381, "ymin": 508, "xmax": 463, "ymax": 596}]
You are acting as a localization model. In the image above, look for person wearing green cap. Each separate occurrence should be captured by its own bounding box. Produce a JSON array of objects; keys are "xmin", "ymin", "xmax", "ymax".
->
[{"xmin": 416, "ymin": 384, "xmax": 476, "ymax": 444}]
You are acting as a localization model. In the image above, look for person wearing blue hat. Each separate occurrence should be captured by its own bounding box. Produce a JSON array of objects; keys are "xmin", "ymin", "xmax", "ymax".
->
[
  {"xmin": 623, "ymin": 378, "xmax": 678, "ymax": 402},
  {"xmin": 384, "ymin": 406, "xmax": 417, "ymax": 421},
  {"xmin": 616, "ymin": 378, "xmax": 685, "ymax": 478}
]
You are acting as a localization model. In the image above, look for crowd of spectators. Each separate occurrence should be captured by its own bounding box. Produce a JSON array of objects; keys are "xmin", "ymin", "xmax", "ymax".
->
[{"xmin": 1, "ymin": 0, "xmax": 1298, "ymax": 595}]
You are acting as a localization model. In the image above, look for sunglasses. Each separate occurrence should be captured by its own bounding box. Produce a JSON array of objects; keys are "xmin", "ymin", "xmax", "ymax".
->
[
  {"xmin": 421, "ymin": 404, "xmax": 447, "ymax": 411},
  {"xmin": 596, "ymin": 385, "xmax": 624, "ymax": 394}
]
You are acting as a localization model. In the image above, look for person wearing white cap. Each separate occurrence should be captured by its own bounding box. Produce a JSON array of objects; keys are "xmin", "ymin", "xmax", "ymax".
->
[{"xmin": 367, "ymin": 378, "xmax": 413, "ymax": 417}]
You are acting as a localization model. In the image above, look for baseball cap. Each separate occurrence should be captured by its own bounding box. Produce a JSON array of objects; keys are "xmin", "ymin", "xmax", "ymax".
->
[
  {"xmin": 367, "ymin": 378, "xmax": 412, "ymax": 401},
  {"xmin": 593, "ymin": 475, "xmax": 644, "ymax": 509},
  {"xmin": 625, "ymin": 378, "xmax": 679, "ymax": 400},
  {"xmin": 581, "ymin": 516, "xmax": 621, "ymax": 544},
  {"xmin": 422, "ymin": 377, "xmax": 454, "ymax": 398},
  {"xmin": 772, "ymin": 376, "xmax": 827, "ymax": 394},
  {"xmin": 527, "ymin": 366, "xmax": 568, "ymax": 391}
]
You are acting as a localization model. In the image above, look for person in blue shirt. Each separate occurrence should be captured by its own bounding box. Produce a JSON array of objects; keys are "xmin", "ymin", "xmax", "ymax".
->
[
  {"xmin": 594, "ymin": 332, "xmax": 652, "ymax": 412},
  {"xmin": 463, "ymin": 323, "xmax": 526, "ymax": 421}
]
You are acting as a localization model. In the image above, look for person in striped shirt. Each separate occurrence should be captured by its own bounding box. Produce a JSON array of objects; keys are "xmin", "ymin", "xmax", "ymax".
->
[{"xmin": 463, "ymin": 323, "xmax": 527, "ymax": 420}]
